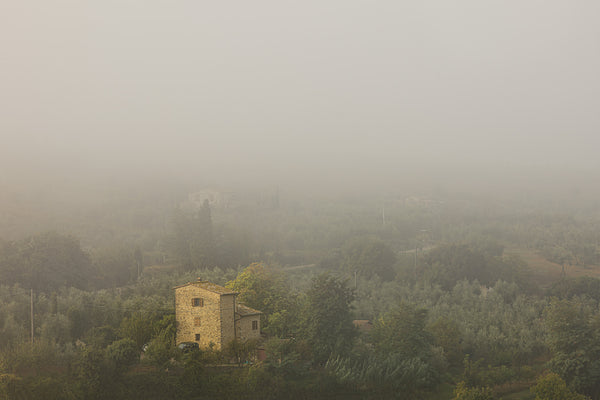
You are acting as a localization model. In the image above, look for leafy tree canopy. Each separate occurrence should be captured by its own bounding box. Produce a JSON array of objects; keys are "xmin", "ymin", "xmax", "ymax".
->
[
  {"xmin": 226, "ymin": 263, "xmax": 297, "ymax": 336},
  {"xmin": 452, "ymin": 381, "xmax": 493, "ymax": 400},
  {"xmin": 302, "ymin": 274, "xmax": 356, "ymax": 365},
  {"xmin": 166, "ymin": 203, "xmax": 215, "ymax": 271},
  {"xmin": 0, "ymin": 232, "xmax": 91, "ymax": 292},
  {"xmin": 545, "ymin": 299, "xmax": 600, "ymax": 398},
  {"xmin": 322, "ymin": 237, "xmax": 397, "ymax": 281},
  {"xmin": 420, "ymin": 243, "xmax": 520, "ymax": 289},
  {"xmin": 531, "ymin": 372, "xmax": 589, "ymax": 400},
  {"xmin": 372, "ymin": 302, "xmax": 433, "ymax": 359}
]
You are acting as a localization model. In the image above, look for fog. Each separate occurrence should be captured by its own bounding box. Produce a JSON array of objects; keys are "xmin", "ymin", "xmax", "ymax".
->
[
  {"xmin": 2, "ymin": 0, "xmax": 599, "ymax": 187},
  {"xmin": 4, "ymin": 4, "xmax": 600, "ymax": 396}
]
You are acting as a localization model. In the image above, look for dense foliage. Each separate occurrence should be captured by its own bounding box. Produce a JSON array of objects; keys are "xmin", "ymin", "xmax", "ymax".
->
[{"xmin": 2, "ymin": 182, "xmax": 600, "ymax": 399}]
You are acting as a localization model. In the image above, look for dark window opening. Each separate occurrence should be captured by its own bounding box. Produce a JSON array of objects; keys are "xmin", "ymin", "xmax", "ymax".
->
[
  {"xmin": 252, "ymin": 320, "xmax": 258, "ymax": 330},
  {"xmin": 195, "ymin": 334, "xmax": 200, "ymax": 341},
  {"xmin": 192, "ymin": 298, "xmax": 204, "ymax": 307}
]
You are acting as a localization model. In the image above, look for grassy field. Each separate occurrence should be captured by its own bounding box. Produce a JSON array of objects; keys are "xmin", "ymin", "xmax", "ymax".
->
[{"xmin": 505, "ymin": 248, "xmax": 600, "ymax": 289}]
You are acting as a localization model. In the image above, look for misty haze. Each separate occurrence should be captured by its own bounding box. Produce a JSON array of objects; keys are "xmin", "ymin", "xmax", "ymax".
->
[{"xmin": 1, "ymin": 1, "xmax": 600, "ymax": 399}]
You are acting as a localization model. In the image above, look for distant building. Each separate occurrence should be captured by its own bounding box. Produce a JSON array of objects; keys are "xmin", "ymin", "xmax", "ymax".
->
[
  {"xmin": 353, "ymin": 320, "xmax": 373, "ymax": 334},
  {"xmin": 174, "ymin": 279, "xmax": 261, "ymax": 350},
  {"xmin": 182, "ymin": 189, "xmax": 235, "ymax": 211}
]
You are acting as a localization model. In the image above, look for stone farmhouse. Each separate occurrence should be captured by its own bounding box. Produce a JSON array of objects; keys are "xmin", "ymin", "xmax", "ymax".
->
[{"xmin": 174, "ymin": 279, "xmax": 262, "ymax": 350}]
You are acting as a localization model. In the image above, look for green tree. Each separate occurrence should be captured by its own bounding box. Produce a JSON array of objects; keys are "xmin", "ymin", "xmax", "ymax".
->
[
  {"xmin": 427, "ymin": 316, "xmax": 463, "ymax": 366},
  {"xmin": 337, "ymin": 237, "xmax": 397, "ymax": 281},
  {"xmin": 372, "ymin": 302, "xmax": 433, "ymax": 359},
  {"xmin": 0, "ymin": 373, "xmax": 24, "ymax": 400},
  {"xmin": 105, "ymin": 338, "xmax": 138, "ymax": 373},
  {"xmin": 167, "ymin": 202, "xmax": 215, "ymax": 271},
  {"xmin": 39, "ymin": 313, "xmax": 71, "ymax": 344},
  {"xmin": 302, "ymin": 274, "xmax": 356, "ymax": 365},
  {"xmin": 119, "ymin": 313, "xmax": 157, "ymax": 350},
  {"xmin": 544, "ymin": 246, "xmax": 575, "ymax": 277},
  {"xmin": 84, "ymin": 326, "xmax": 119, "ymax": 349},
  {"xmin": 223, "ymin": 339, "xmax": 258, "ymax": 366},
  {"xmin": 90, "ymin": 246, "xmax": 136, "ymax": 288},
  {"xmin": 326, "ymin": 352, "xmax": 442, "ymax": 398},
  {"xmin": 547, "ymin": 277, "xmax": 600, "ymax": 302},
  {"xmin": 420, "ymin": 243, "xmax": 518, "ymax": 289},
  {"xmin": 531, "ymin": 372, "xmax": 589, "ymax": 400},
  {"xmin": 452, "ymin": 381, "xmax": 493, "ymax": 400},
  {"xmin": 0, "ymin": 232, "xmax": 92, "ymax": 292},
  {"xmin": 179, "ymin": 349, "xmax": 206, "ymax": 391},
  {"xmin": 74, "ymin": 347, "xmax": 112, "ymax": 400},
  {"xmin": 226, "ymin": 263, "xmax": 298, "ymax": 336},
  {"xmin": 144, "ymin": 315, "xmax": 177, "ymax": 368},
  {"xmin": 545, "ymin": 299, "xmax": 600, "ymax": 398}
]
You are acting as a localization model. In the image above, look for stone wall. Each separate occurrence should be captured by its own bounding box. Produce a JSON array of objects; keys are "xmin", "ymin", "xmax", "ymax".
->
[
  {"xmin": 175, "ymin": 282, "xmax": 261, "ymax": 351},
  {"xmin": 238, "ymin": 315, "xmax": 261, "ymax": 341},
  {"xmin": 175, "ymin": 285, "xmax": 223, "ymax": 349},
  {"xmin": 220, "ymin": 294, "xmax": 236, "ymax": 347}
]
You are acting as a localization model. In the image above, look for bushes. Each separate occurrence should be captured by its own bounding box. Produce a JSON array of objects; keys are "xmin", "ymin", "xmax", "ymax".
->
[
  {"xmin": 106, "ymin": 339, "xmax": 138, "ymax": 372},
  {"xmin": 452, "ymin": 381, "xmax": 493, "ymax": 400},
  {"xmin": 531, "ymin": 373, "xmax": 589, "ymax": 400},
  {"xmin": 327, "ymin": 353, "xmax": 439, "ymax": 396}
]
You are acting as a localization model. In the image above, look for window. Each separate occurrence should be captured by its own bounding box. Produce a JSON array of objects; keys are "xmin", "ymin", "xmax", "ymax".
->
[
  {"xmin": 194, "ymin": 316, "xmax": 201, "ymax": 327},
  {"xmin": 195, "ymin": 334, "xmax": 200, "ymax": 341},
  {"xmin": 191, "ymin": 297, "xmax": 204, "ymax": 307},
  {"xmin": 252, "ymin": 320, "xmax": 258, "ymax": 330}
]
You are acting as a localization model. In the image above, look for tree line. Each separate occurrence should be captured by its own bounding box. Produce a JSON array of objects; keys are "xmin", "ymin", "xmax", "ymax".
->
[{"xmin": 2, "ymin": 189, "xmax": 600, "ymax": 398}]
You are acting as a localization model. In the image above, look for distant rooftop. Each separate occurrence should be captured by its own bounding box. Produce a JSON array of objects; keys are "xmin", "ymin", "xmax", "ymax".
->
[
  {"xmin": 174, "ymin": 279, "xmax": 238, "ymax": 295},
  {"xmin": 353, "ymin": 320, "xmax": 373, "ymax": 332}
]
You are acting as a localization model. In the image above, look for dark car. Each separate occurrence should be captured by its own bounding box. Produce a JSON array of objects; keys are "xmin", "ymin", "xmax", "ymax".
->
[{"xmin": 177, "ymin": 342, "xmax": 200, "ymax": 352}]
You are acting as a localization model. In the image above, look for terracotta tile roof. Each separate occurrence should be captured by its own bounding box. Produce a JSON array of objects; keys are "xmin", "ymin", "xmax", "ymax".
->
[
  {"xmin": 236, "ymin": 303, "xmax": 262, "ymax": 316},
  {"xmin": 173, "ymin": 279, "xmax": 238, "ymax": 295}
]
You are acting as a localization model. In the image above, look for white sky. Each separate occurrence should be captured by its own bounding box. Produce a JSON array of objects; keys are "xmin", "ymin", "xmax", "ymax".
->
[{"xmin": 1, "ymin": 0, "xmax": 599, "ymax": 182}]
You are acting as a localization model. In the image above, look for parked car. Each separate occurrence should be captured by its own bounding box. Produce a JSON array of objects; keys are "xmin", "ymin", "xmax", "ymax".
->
[{"xmin": 177, "ymin": 342, "xmax": 199, "ymax": 352}]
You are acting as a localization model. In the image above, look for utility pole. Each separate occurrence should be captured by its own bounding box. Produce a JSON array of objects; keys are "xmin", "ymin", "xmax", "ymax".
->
[
  {"xmin": 30, "ymin": 288, "xmax": 34, "ymax": 344},
  {"xmin": 414, "ymin": 247, "xmax": 417, "ymax": 280}
]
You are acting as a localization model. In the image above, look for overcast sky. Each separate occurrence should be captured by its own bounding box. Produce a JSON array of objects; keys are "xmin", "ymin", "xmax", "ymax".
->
[{"xmin": 1, "ymin": 0, "xmax": 599, "ymax": 183}]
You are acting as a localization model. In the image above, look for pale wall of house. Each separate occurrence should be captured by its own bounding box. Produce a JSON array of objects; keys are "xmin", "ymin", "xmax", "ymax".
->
[
  {"xmin": 175, "ymin": 286, "xmax": 223, "ymax": 349},
  {"xmin": 238, "ymin": 315, "xmax": 261, "ymax": 341},
  {"xmin": 220, "ymin": 294, "xmax": 236, "ymax": 347}
]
